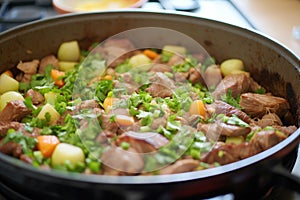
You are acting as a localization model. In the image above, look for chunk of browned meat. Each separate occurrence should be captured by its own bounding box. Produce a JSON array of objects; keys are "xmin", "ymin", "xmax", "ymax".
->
[
  {"xmin": 0, "ymin": 140, "xmax": 22, "ymax": 158},
  {"xmin": 167, "ymin": 54, "xmax": 185, "ymax": 66},
  {"xmin": 146, "ymin": 72, "xmax": 175, "ymax": 98},
  {"xmin": 38, "ymin": 55, "xmax": 59, "ymax": 74},
  {"xmin": 16, "ymin": 60, "xmax": 39, "ymax": 83},
  {"xmin": 251, "ymin": 129, "xmax": 287, "ymax": 151},
  {"xmin": 188, "ymin": 67, "xmax": 205, "ymax": 85},
  {"xmin": 252, "ymin": 113, "xmax": 283, "ymax": 128},
  {"xmin": 272, "ymin": 125, "xmax": 297, "ymax": 137},
  {"xmin": 17, "ymin": 60, "xmax": 39, "ymax": 74},
  {"xmin": 118, "ymin": 131, "xmax": 169, "ymax": 153},
  {"xmin": 201, "ymin": 142, "xmax": 259, "ymax": 165},
  {"xmin": 216, "ymin": 120, "xmax": 251, "ymax": 137},
  {"xmin": 197, "ymin": 120, "xmax": 251, "ymax": 140},
  {"xmin": 0, "ymin": 121, "xmax": 24, "ymax": 138},
  {"xmin": 102, "ymin": 39, "xmax": 137, "ymax": 68},
  {"xmin": 208, "ymin": 100, "xmax": 251, "ymax": 123},
  {"xmin": 26, "ymin": 89, "xmax": 44, "ymax": 105},
  {"xmin": 240, "ymin": 93, "xmax": 290, "ymax": 118},
  {"xmin": 212, "ymin": 73, "xmax": 261, "ymax": 99},
  {"xmin": 101, "ymin": 113, "xmax": 118, "ymax": 133},
  {"xmin": 75, "ymin": 99, "xmax": 101, "ymax": 111},
  {"xmin": 159, "ymin": 159, "xmax": 199, "ymax": 175},
  {"xmin": 0, "ymin": 100, "xmax": 31, "ymax": 122},
  {"xmin": 101, "ymin": 147, "xmax": 144, "ymax": 175}
]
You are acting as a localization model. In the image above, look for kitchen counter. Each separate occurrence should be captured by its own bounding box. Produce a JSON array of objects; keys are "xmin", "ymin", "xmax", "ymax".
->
[{"xmin": 231, "ymin": 0, "xmax": 300, "ymax": 57}]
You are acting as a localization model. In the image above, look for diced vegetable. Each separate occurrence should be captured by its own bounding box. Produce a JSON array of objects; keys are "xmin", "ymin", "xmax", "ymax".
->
[
  {"xmin": 189, "ymin": 100, "xmax": 206, "ymax": 118},
  {"xmin": 37, "ymin": 135, "xmax": 60, "ymax": 157},
  {"xmin": 115, "ymin": 115, "xmax": 135, "ymax": 126},
  {"xmin": 143, "ymin": 49, "xmax": 159, "ymax": 59},
  {"xmin": 37, "ymin": 103, "xmax": 61, "ymax": 124},
  {"xmin": 162, "ymin": 45, "xmax": 187, "ymax": 57},
  {"xmin": 44, "ymin": 92, "xmax": 57, "ymax": 105},
  {"xmin": 128, "ymin": 54, "xmax": 151, "ymax": 70},
  {"xmin": 0, "ymin": 73, "xmax": 19, "ymax": 94},
  {"xmin": 57, "ymin": 40, "xmax": 80, "ymax": 62},
  {"xmin": 220, "ymin": 59, "xmax": 244, "ymax": 76},
  {"xmin": 225, "ymin": 136, "xmax": 244, "ymax": 144},
  {"xmin": 0, "ymin": 91, "xmax": 24, "ymax": 111},
  {"xmin": 51, "ymin": 69, "xmax": 65, "ymax": 87},
  {"xmin": 102, "ymin": 97, "xmax": 117, "ymax": 112},
  {"xmin": 51, "ymin": 143, "xmax": 85, "ymax": 166},
  {"xmin": 58, "ymin": 61, "xmax": 78, "ymax": 72}
]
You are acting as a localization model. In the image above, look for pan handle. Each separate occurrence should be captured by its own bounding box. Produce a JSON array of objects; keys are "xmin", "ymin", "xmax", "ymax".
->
[{"xmin": 269, "ymin": 164, "xmax": 300, "ymax": 193}]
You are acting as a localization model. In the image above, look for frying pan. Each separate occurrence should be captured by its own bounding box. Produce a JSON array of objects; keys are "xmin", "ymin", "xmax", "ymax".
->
[{"xmin": 0, "ymin": 11, "xmax": 299, "ymax": 200}]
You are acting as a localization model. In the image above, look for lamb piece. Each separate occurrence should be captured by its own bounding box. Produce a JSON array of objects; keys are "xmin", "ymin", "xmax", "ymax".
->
[
  {"xmin": 272, "ymin": 125, "xmax": 297, "ymax": 136},
  {"xmin": 0, "ymin": 100, "xmax": 31, "ymax": 122},
  {"xmin": 26, "ymin": 89, "xmax": 45, "ymax": 105},
  {"xmin": 16, "ymin": 60, "xmax": 39, "ymax": 83},
  {"xmin": 17, "ymin": 60, "xmax": 39, "ymax": 74},
  {"xmin": 101, "ymin": 113, "xmax": 119, "ymax": 133},
  {"xmin": 208, "ymin": 100, "xmax": 252, "ymax": 123},
  {"xmin": 201, "ymin": 142, "xmax": 259, "ymax": 165},
  {"xmin": 167, "ymin": 54, "xmax": 185, "ymax": 66},
  {"xmin": 38, "ymin": 55, "xmax": 59, "ymax": 74},
  {"xmin": 150, "ymin": 117, "xmax": 167, "ymax": 130},
  {"xmin": 118, "ymin": 131, "xmax": 169, "ymax": 153},
  {"xmin": 75, "ymin": 99, "xmax": 101, "ymax": 111},
  {"xmin": 150, "ymin": 63, "xmax": 171, "ymax": 73},
  {"xmin": 188, "ymin": 67, "xmax": 205, "ymax": 85},
  {"xmin": 0, "ymin": 140, "xmax": 22, "ymax": 158},
  {"xmin": 215, "ymin": 120, "xmax": 251, "ymax": 137},
  {"xmin": 174, "ymin": 72, "xmax": 188, "ymax": 83},
  {"xmin": 197, "ymin": 120, "xmax": 251, "ymax": 140},
  {"xmin": 101, "ymin": 146, "xmax": 144, "ymax": 175},
  {"xmin": 212, "ymin": 73, "xmax": 261, "ymax": 99},
  {"xmin": 101, "ymin": 39, "xmax": 137, "ymax": 68},
  {"xmin": 197, "ymin": 123, "xmax": 219, "ymax": 141},
  {"xmin": 251, "ymin": 129, "xmax": 287, "ymax": 151},
  {"xmin": 20, "ymin": 154, "xmax": 33, "ymax": 164},
  {"xmin": 239, "ymin": 93, "xmax": 290, "ymax": 118},
  {"xmin": 0, "ymin": 121, "xmax": 24, "ymax": 138},
  {"xmin": 159, "ymin": 159, "xmax": 199, "ymax": 175},
  {"xmin": 146, "ymin": 72, "xmax": 176, "ymax": 98},
  {"xmin": 252, "ymin": 113, "xmax": 283, "ymax": 128}
]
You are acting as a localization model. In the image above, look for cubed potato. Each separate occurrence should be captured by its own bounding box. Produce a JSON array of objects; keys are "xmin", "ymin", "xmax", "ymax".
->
[
  {"xmin": 57, "ymin": 40, "xmax": 80, "ymax": 62},
  {"xmin": 51, "ymin": 143, "xmax": 85, "ymax": 166},
  {"xmin": 220, "ymin": 59, "xmax": 244, "ymax": 76},
  {"xmin": 162, "ymin": 45, "xmax": 187, "ymax": 57},
  {"xmin": 128, "ymin": 54, "xmax": 151, "ymax": 71},
  {"xmin": 0, "ymin": 73, "xmax": 19, "ymax": 94},
  {"xmin": 0, "ymin": 91, "xmax": 24, "ymax": 111},
  {"xmin": 44, "ymin": 92, "xmax": 57, "ymax": 105},
  {"xmin": 37, "ymin": 103, "xmax": 60, "ymax": 124},
  {"xmin": 58, "ymin": 61, "xmax": 78, "ymax": 72}
]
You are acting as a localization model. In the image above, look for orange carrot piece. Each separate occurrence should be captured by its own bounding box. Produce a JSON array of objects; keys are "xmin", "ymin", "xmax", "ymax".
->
[
  {"xmin": 143, "ymin": 49, "xmax": 159, "ymax": 59},
  {"xmin": 189, "ymin": 100, "xmax": 206, "ymax": 118},
  {"xmin": 115, "ymin": 115, "xmax": 135, "ymax": 126},
  {"xmin": 37, "ymin": 135, "xmax": 60, "ymax": 157},
  {"xmin": 103, "ymin": 75, "xmax": 113, "ymax": 80},
  {"xmin": 51, "ymin": 69, "xmax": 65, "ymax": 87}
]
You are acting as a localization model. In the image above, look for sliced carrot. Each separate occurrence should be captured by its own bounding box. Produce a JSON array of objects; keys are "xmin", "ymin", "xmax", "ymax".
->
[
  {"xmin": 103, "ymin": 74, "xmax": 113, "ymax": 80},
  {"xmin": 51, "ymin": 69, "xmax": 65, "ymax": 87},
  {"xmin": 102, "ymin": 97, "xmax": 117, "ymax": 112},
  {"xmin": 189, "ymin": 100, "xmax": 206, "ymax": 118},
  {"xmin": 37, "ymin": 135, "xmax": 60, "ymax": 158},
  {"xmin": 115, "ymin": 115, "xmax": 135, "ymax": 126},
  {"xmin": 2, "ymin": 70, "xmax": 13, "ymax": 78},
  {"xmin": 143, "ymin": 49, "xmax": 159, "ymax": 59}
]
